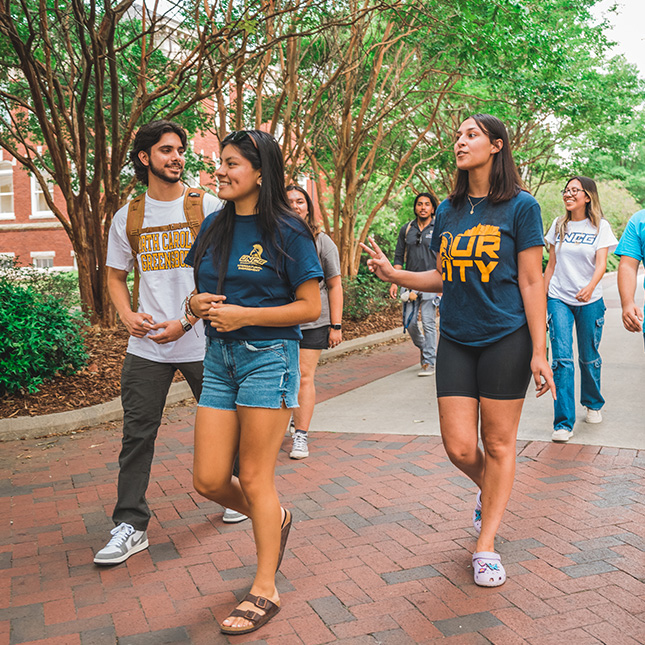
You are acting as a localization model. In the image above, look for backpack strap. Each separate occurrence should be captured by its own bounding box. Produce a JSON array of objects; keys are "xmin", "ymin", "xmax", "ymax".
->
[
  {"xmin": 183, "ymin": 188, "xmax": 205, "ymax": 241},
  {"xmin": 126, "ymin": 193, "xmax": 146, "ymax": 311},
  {"xmin": 402, "ymin": 220, "xmax": 414, "ymax": 268},
  {"xmin": 125, "ymin": 188, "xmax": 205, "ymax": 312}
]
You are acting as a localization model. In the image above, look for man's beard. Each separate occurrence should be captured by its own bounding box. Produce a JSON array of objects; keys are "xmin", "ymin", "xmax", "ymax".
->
[{"xmin": 149, "ymin": 159, "xmax": 183, "ymax": 184}]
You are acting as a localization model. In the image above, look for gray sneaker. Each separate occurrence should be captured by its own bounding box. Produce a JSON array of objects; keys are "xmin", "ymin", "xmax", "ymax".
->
[
  {"xmin": 93, "ymin": 522, "xmax": 149, "ymax": 565},
  {"xmin": 222, "ymin": 508, "xmax": 249, "ymax": 524},
  {"xmin": 290, "ymin": 431, "xmax": 309, "ymax": 459}
]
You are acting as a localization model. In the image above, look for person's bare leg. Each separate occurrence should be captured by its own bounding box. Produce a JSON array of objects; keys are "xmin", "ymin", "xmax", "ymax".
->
[
  {"xmin": 193, "ymin": 407, "xmax": 249, "ymax": 514},
  {"xmin": 476, "ymin": 397, "xmax": 524, "ymax": 553},
  {"xmin": 292, "ymin": 348, "xmax": 322, "ymax": 431},
  {"xmin": 438, "ymin": 396, "xmax": 484, "ymax": 488},
  {"xmin": 220, "ymin": 405, "xmax": 291, "ymax": 631}
]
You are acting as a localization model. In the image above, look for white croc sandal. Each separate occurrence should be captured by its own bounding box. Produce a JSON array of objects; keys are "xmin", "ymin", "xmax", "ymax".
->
[
  {"xmin": 472, "ymin": 551, "xmax": 506, "ymax": 587},
  {"xmin": 472, "ymin": 490, "xmax": 482, "ymax": 534}
]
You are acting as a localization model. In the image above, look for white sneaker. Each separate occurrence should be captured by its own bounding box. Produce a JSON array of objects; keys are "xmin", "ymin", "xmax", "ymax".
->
[
  {"xmin": 94, "ymin": 522, "xmax": 148, "ymax": 565},
  {"xmin": 290, "ymin": 431, "xmax": 309, "ymax": 459},
  {"xmin": 222, "ymin": 508, "xmax": 248, "ymax": 524},
  {"xmin": 585, "ymin": 408, "xmax": 602, "ymax": 424},
  {"xmin": 418, "ymin": 365, "xmax": 435, "ymax": 377},
  {"xmin": 551, "ymin": 428, "xmax": 573, "ymax": 443}
]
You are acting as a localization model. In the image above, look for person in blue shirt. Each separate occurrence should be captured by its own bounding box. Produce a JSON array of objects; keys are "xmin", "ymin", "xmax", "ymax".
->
[
  {"xmin": 361, "ymin": 114, "xmax": 555, "ymax": 588},
  {"xmin": 184, "ymin": 130, "xmax": 323, "ymax": 635},
  {"xmin": 615, "ymin": 210, "xmax": 645, "ymax": 342}
]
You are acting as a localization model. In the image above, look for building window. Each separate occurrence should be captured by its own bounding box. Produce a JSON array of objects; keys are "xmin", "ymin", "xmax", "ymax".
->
[
  {"xmin": 0, "ymin": 162, "xmax": 14, "ymax": 220},
  {"xmin": 30, "ymin": 173, "xmax": 55, "ymax": 219},
  {"xmin": 31, "ymin": 251, "xmax": 55, "ymax": 269}
]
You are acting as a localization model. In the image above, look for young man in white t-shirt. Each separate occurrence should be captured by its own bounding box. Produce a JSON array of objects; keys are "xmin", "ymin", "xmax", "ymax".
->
[{"xmin": 94, "ymin": 120, "xmax": 221, "ymax": 564}]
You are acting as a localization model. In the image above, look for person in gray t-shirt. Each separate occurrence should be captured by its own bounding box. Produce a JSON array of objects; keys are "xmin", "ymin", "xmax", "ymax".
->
[
  {"xmin": 390, "ymin": 192, "xmax": 440, "ymax": 376},
  {"xmin": 286, "ymin": 185, "xmax": 343, "ymax": 460}
]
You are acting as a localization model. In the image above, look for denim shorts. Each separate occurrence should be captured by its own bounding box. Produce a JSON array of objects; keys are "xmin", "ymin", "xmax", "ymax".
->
[{"xmin": 199, "ymin": 337, "xmax": 300, "ymax": 411}]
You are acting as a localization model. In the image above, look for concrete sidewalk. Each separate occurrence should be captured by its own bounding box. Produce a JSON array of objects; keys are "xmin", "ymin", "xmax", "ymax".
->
[{"xmin": 311, "ymin": 272, "xmax": 645, "ymax": 450}]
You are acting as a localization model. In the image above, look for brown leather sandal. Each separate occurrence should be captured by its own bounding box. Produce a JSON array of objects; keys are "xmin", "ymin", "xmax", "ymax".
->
[
  {"xmin": 276, "ymin": 508, "xmax": 292, "ymax": 573},
  {"xmin": 219, "ymin": 593, "xmax": 281, "ymax": 635}
]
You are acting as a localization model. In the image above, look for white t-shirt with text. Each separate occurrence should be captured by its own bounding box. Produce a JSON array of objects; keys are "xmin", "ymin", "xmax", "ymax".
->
[
  {"xmin": 545, "ymin": 217, "xmax": 618, "ymax": 306},
  {"xmin": 106, "ymin": 191, "xmax": 221, "ymax": 363}
]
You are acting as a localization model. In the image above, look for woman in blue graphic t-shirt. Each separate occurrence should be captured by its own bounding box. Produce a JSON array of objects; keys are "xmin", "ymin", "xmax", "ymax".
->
[
  {"xmin": 362, "ymin": 114, "xmax": 555, "ymax": 588},
  {"xmin": 184, "ymin": 130, "xmax": 323, "ymax": 636}
]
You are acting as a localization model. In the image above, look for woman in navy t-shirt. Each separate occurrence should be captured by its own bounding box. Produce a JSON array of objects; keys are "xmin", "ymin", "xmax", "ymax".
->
[
  {"xmin": 362, "ymin": 114, "xmax": 555, "ymax": 588},
  {"xmin": 184, "ymin": 130, "xmax": 322, "ymax": 635}
]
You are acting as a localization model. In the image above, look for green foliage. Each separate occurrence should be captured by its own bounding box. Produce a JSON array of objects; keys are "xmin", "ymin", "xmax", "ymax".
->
[
  {"xmin": 0, "ymin": 261, "xmax": 89, "ymax": 395},
  {"xmin": 342, "ymin": 272, "xmax": 391, "ymax": 321}
]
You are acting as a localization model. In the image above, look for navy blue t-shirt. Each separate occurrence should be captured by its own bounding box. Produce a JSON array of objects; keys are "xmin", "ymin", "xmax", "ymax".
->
[
  {"xmin": 430, "ymin": 191, "xmax": 544, "ymax": 346},
  {"xmin": 185, "ymin": 212, "xmax": 323, "ymax": 341}
]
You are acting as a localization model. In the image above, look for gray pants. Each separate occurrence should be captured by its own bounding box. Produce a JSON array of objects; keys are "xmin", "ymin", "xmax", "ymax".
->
[{"xmin": 113, "ymin": 353, "xmax": 203, "ymax": 531}]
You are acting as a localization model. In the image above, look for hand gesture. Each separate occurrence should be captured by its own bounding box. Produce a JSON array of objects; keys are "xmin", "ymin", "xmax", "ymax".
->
[
  {"xmin": 622, "ymin": 303, "xmax": 644, "ymax": 332},
  {"xmin": 359, "ymin": 236, "xmax": 396, "ymax": 284},
  {"xmin": 531, "ymin": 354, "xmax": 556, "ymax": 399},
  {"xmin": 148, "ymin": 319, "xmax": 185, "ymax": 344},
  {"xmin": 122, "ymin": 311, "xmax": 154, "ymax": 338},
  {"xmin": 207, "ymin": 303, "xmax": 247, "ymax": 332},
  {"xmin": 575, "ymin": 284, "xmax": 593, "ymax": 302},
  {"xmin": 190, "ymin": 292, "xmax": 226, "ymax": 318}
]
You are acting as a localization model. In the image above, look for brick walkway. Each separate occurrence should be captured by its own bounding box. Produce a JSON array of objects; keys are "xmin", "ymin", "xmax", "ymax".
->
[{"xmin": 2, "ymin": 340, "xmax": 645, "ymax": 644}]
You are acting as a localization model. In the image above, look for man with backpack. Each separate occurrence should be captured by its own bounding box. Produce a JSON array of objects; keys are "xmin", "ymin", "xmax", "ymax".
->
[
  {"xmin": 95, "ymin": 120, "xmax": 221, "ymax": 564},
  {"xmin": 389, "ymin": 192, "xmax": 440, "ymax": 377}
]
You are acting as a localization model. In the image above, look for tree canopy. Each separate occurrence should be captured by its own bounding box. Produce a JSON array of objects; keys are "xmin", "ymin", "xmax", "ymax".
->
[{"xmin": 1, "ymin": 0, "xmax": 642, "ymax": 325}]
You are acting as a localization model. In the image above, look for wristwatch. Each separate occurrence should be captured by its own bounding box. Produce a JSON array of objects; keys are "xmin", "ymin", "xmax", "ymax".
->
[
  {"xmin": 180, "ymin": 316, "xmax": 193, "ymax": 332},
  {"xmin": 331, "ymin": 324, "xmax": 342, "ymax": 330}
]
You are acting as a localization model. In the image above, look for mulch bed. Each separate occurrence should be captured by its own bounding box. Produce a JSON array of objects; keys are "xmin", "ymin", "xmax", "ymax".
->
[{"xmin": 1, "ymin": 305, "xmax": 402, "ymax": 419}]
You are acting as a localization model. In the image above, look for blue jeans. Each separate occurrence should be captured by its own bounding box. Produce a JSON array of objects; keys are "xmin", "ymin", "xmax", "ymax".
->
[
  {"xmin": 407, "ymin": 293, "xmax": 438, "ymax": 367},
  {"xmin": 547, "ymin": 297, "xmax": 606, "ymax": 431}
]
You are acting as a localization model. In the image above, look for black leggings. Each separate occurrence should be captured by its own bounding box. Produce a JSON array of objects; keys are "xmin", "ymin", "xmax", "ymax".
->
[{"xmin": 436, "ymin": 325, "xmax": 532, "ymax": 400}]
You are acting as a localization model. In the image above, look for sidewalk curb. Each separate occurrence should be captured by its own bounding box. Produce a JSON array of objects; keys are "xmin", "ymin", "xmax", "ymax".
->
[{"xmin": 0, "ymin": 327, "xmax": 405, "ymax": 441}]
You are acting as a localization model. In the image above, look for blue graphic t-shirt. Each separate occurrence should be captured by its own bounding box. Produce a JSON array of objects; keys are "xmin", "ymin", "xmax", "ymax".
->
[
  {"xmin": 185, "ymin": 211, "xmax": 323, "ymax": 341},
  {"xmin": 615, "ymin": 209, "xmax": 645, "ymax": 290},
  {"xmin": 430, "ymin": 191, "xmax": 544, "ymax": 346}
]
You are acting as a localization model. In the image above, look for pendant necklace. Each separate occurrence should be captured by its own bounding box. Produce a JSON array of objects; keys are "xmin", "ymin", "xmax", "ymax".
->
[{"xmin": 467, "ymin": 195, "xmax": 487, "ymax": 215}]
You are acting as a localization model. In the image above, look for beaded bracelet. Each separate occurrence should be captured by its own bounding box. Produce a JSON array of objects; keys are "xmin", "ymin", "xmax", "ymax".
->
[{"xmin": 183, "ymin": 293, "xmax": 197, "ymax": 318}]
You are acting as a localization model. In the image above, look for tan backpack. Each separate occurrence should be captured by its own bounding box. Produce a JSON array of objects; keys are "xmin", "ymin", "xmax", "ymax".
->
[{"xmin": 125, "ymin": 188, "xmax": 205, "ymax": 310}]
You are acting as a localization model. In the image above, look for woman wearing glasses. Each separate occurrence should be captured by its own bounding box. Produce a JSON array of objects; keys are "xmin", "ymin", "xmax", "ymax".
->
[
  {"xmin": 544, "ymin": 177, "xmax": 618, "ymax": 442},
  {"xmin": 362, "ymin": 114, "xmax": 555, "ymax": 587},
  {"xmin": 184, "ymin": 130, "xmax": 323, "ymax": 635}
]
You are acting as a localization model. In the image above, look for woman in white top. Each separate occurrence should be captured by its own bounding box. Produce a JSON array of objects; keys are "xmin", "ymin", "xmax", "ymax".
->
[{"xmin": 544, "ymin": 176, "xmax": 618, "ymax": 442}]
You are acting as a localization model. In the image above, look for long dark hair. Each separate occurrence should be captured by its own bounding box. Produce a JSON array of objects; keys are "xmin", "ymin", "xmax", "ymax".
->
[
  {"xmin": 130, "ymin": 120, "xmax": 187, "ymax": 186},
  {"xmin": 286, "ymin": 184, "xmax": 318, "ymax": 235},
  {"xmin": 449, "ymin": 113, "xmax": 525, "ymax": 208},
  {"xmin": 191, "ymin": 130, "xmax": 310, "ymax": 294}
]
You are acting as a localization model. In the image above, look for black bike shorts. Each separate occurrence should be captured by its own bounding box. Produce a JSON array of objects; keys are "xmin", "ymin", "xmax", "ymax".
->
[{"xmin": 436, "ymin": 324, "xmax": 532, "ymax": 400}]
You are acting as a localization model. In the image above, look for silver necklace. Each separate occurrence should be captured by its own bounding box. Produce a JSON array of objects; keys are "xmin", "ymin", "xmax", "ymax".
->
[{"xmin": 467, "ymin": 195, "xmax": 486, "ymax": 214}]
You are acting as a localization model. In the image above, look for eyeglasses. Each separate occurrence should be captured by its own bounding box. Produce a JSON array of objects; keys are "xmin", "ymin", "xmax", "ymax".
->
[
  {"xmin": 561, "ymin": 187, "xmax": 586, "ymax": 197},
  {"xmin": 416, "ymin": 231, "xmax": 422, "ymax": 245},
  {"xmin": 223, "ymin": 130, "xmax": 259, "ymax": 150}
]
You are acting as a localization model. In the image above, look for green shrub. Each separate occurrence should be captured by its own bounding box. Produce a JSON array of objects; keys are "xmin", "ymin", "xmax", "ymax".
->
[
  {"xmin": 0, "ymin": 261, "xmax": 89, "ymax": 395},
  {"xmin": 342, "ymin": 272, "xmax": 392, "ymax": 321}
]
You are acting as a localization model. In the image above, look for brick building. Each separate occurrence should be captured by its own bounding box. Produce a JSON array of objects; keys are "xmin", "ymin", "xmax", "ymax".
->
[{"xmin": 0, "ymin": 149, "xmax": 74, "ymax": 269}]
